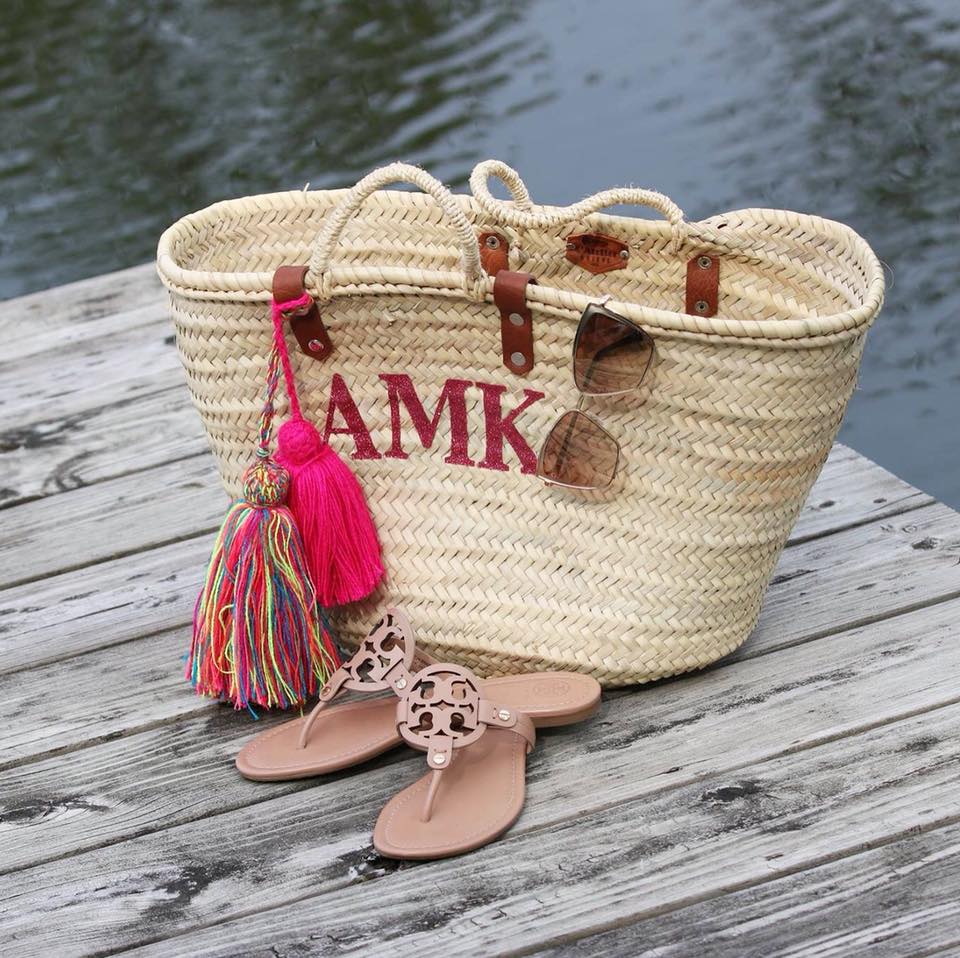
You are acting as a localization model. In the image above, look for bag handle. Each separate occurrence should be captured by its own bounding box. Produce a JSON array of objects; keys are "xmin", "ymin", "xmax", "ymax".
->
[
  {"xmin": 308, "ymin": 163, "xmax": 484, "ymax": 301},
  {"xmin": 469, "ymin": 159, "xmax": 687, "ymax": 249}
]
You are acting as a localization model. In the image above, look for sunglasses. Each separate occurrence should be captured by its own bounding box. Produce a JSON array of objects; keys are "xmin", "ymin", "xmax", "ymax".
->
[{"xmin": 536, "ymin": 303, "xmax": 655, "ymax": 491}]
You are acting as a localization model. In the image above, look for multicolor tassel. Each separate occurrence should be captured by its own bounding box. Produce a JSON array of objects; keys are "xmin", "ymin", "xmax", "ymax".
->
[
  {"xmin": 187, "ymin": 346, "xmax": 340, "ymax": 710},
  {"xmin": 271, "ymin": 294, "xmax": 385, "ymax": 606}
]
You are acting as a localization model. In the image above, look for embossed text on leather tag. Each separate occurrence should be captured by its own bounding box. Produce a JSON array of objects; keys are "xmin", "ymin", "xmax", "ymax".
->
[{"xmin": 564, "ymin": 232, "xmax": 630, "ymax": 274}]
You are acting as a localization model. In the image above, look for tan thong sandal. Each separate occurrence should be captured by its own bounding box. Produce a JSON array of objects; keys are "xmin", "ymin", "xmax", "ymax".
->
[
  {"xmin": 236, "ymin": 609, "xmax": 600, "ymax": 781},
  {"xmin": 374, "ymin": 660, "xmax": 593, "ymax": 860}
]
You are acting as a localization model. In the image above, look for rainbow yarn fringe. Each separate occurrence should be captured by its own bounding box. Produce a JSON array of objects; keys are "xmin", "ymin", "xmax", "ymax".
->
[{"xmin": 186, "ymin": 345, "xmax": 340, "ymax": 710}]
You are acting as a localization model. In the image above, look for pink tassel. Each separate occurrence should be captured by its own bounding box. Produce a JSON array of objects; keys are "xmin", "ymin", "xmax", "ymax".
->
[
  {"xmin": 271, "ymin": 294, "xmax": 385, "ymax": 606},
  {"xmin": 277, "ymin": 418, "xmax": 385, "ymax": 605}
]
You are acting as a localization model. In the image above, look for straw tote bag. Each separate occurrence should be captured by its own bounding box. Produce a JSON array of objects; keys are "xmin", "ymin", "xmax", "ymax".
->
[{"xmin": 157, "ymin": 160, "xmax": 884, "ymax": 685}]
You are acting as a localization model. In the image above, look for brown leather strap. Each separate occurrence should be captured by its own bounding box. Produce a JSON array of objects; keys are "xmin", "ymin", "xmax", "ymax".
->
[
  {"xmin": 685, "ymin": 253, "xmax": 720, "ymax": 318},
  {"xmin": 272, "ymin": 265, "xmax": 334, "ymax": 360},
  {"xmin": 493, "ymin": 270, "xmax": 537, "ymax": 376}
]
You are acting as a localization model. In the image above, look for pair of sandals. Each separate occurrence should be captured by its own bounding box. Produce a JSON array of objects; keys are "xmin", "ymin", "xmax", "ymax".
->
[{"xmin": 236, "ymin": 609, "xmax": 601, "ymax": 859}]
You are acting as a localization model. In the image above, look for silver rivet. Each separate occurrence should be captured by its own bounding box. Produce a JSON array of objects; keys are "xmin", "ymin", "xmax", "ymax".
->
[
  {"xmin": 697, "ymin": 255, "xmax": 712, "ymax": 270},
  {"xmin": 498, "ymin": 709, "xmax": 510, "ymax": 721},
  {"xmin": 509, "ymin": 312, "xmax": 525, "ymax": 326},
  {"xmin": 619, "ymin": 249, "xmax": 630, "ymax": 260},
  {"xmin": 510, "ymin": 351, "xmax": 526, "ymax": 367},
  {"xmin": 308, "ymin": 338, "xmax": 324, "ymax": 352},
  {"xmin": 566, "ymin": 241, "xmax": 577, "ymax": 251},
  {"xmin": 485, "ymin": 235, "xmax": 501, "ymax": 249},
  {"xmin": 432, "ymin": 753, "xmax": 446, "ymax": 765},
  {"xmin": 396, "ymin": 678, "xmax": 407, "ymax": 690},
  {"xmin": 695, "ymin": 300, "xmax": 709, "ymax": 313}
]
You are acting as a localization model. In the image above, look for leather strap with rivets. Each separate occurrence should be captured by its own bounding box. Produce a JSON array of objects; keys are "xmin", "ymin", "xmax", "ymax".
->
[
  {"xmin": 493, "ymin": 269, "xmax": 538, "ymax": 376},
  {"xmin": 685, "ymin": 252, "xmax": 720, "ymax": 318},
  {"xmin": 272, "ymin": 265, "xmax": 334, "ymax": 360}
]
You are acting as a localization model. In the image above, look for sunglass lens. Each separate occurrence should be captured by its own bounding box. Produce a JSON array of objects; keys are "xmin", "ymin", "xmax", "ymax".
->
[
  {"xmin": 573, "ymin": 306, "xmax": 654, "ymax": 395},
  {"xmin": 537, "ymin": 410, "xmax": 619, "ymax": 489}
]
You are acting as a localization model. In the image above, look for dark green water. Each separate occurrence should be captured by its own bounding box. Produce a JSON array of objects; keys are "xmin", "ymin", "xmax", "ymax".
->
[{"xmin": 2, "ymin": 0, "xmax": 958, "ymax": 505}]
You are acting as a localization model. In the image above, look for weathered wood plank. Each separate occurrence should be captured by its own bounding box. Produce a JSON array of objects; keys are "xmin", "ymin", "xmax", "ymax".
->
[
  {"xmin": 0, "ymin": 625, "xmax": 200, "ymax": 770},
  {"xmin": 294, "ymin": 705, "xmax": 959, "ymax": 958},
  {"xmin": 0, "ymin": 450, "xmax": 944, "ymax": 670},
  {"xmin": 742, "ymin": 501, "xmax": 960, "ymax": 658},
  {"xmin": 0, "ymin": 313, "xmax": 183, "ymax": 419},
  {"xmin": 1, "ymin": 456, "xmax": 225, "ymax": 589},
  {"xmin": 1, "ymin": 299, "xmax": 167, "ymax": 366},
  {"xmin": 0, "ymin": 707, "xmax": 311, "ymax": 874},
  {"xmin": 0, "ymin": 386, "xmax": 207, "ymax": 508},
  {"xmin": 0, "ymin": 536, "xmax": 209, "ymax": 675},
  {"xmin": 1, "ymin": 598, "xmax": 957, "ymax": 952},
  {"xmin": 791, "ymin": 443, "xmax": 932, "ymax": 542},
  {"xmin": 4, "ymin": 499, "xmax": 960, "ymax": 759},
  {"xmin": 0, "ymin": 263, "xmax": 161, "ymax": 336},
  {"xmin": 8, "ymin": 698, "xmax": 959, "ymax": 958},
  {"xmin": 4, "ymin": 593, "xmax": 958, "ymax": 875},
  {"xmin": 527, "ymin": 820, "xmax": 960, "ymax": 958}
]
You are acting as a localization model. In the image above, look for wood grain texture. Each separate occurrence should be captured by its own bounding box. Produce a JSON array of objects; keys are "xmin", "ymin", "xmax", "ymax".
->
[
  {"xmin": 0, "ymin": 311, "xmax": 183, "ymax": 420},
  {"xmin": 742, "ymin": 501, "xmax": 960, "ymax": 658},
  {"xmin": 2, "ymin": 598, "xmax": 958, "ymax": 953},
  {"xmin": 527, "ymin": 820, "xmax": 960, "ymax": 958},
  {"xmin": 790, "ymin": 442, "xmax": 932, "ymax": 542},
  {"xmin": 2, "ymin": 267, "xmax": 958, "ymax": 958},
  {"xmin": 0, "ymin": 453, "xmax": 945, "ymax": 674},
  {"xmin": 0, "ymin": 298, "xmax": 168, "ymax": 369},
  {"xmin": 1, "ymin": 456, "xmax": 224, "ymax": 589},
  {"xmin": 0, "ymin": 263, "xmax": 160, "ymax": 336},
  {"xmin": 47, "ymin": 705, "xmax": 960, "ymax": 958},
  {"xmin": 0, "ymin": 385, "xmax": 208, "ymax": 508},
  {"xmin": 0, "ymin": 625, "xmax": 199, "ymax": 769},
  {"xmin": 0, "ymin": 536, "xmax": 210, "ymax": 674}
]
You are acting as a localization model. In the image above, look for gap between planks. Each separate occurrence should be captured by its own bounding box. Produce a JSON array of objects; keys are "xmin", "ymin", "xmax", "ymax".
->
[
  {"xmin": 18, "ymin": 699, "xmax": 960, "ymax": 958},
  {"xmin": 1, "ymin": 596, "xmax": 958, "ymax": 951},
  {"xmin": 4, "ymin": 498, "xmax": 960, "ymax": 769},
  {"xmin": 523, "ymin": 819, "xmax": 960, "ymax": 958},
  {"xmin": 0, "ymin": 442, "xmax": 938, "ymax": 655}
]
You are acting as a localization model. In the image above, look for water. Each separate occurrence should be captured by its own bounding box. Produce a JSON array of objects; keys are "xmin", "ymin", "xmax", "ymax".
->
[{"xmin": 2, "ymin": 0, "xmax": 958, "ymax": 505}]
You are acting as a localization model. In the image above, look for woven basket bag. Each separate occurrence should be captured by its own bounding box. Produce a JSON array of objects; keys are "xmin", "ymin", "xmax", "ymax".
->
[{"xmin": 157, "ymin": 160, "xmax": 884, "ymax": 685}]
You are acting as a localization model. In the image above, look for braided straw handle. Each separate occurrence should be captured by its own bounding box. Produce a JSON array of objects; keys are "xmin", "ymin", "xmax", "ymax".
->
[
  {"xmin": 469, "ymin": 159, "xmax": 688, "ymax": 250},
  {"xmin": 308, "ymin": 162, "xmax": 485, "ymax": 301}
]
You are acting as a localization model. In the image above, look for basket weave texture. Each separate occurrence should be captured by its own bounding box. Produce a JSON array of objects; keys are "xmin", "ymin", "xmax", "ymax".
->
[{"xmin": 157, "ymin": 161, "xmax": 883, "ymax": 685}]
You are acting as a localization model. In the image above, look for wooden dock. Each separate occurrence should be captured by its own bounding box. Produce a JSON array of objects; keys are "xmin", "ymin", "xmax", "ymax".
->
[{"xmin": 2, "ymin": 265, "xmax": 959, "ymax": 957}]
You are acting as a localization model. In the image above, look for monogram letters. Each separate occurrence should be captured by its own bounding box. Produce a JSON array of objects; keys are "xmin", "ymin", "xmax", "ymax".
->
[{"xmin": 318, "ymin": 374, "xmax": 546, "ymax": 475}]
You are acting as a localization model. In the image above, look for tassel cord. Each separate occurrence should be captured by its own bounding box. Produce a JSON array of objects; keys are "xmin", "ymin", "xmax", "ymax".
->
[{"xmin": 270, "ymin": 294, "xmax": 313, "ymax": 423}]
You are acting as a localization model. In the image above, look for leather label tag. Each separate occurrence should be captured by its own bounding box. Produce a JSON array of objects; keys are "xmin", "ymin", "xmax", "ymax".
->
[{"xmin": 565, "ymin": 232, "xmax": 629, "ymax": 274}]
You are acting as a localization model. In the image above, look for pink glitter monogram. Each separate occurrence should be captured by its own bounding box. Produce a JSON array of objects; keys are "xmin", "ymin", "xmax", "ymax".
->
[{"xmin": 316, "ymin": 372, "xmax": 546, "ymax": 475}]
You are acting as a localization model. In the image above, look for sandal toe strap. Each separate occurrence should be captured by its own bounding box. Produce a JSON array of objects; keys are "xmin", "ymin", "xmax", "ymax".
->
[{"xmin": 297, "ymin": 607, "xmax": 432, "ymax": 749}]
